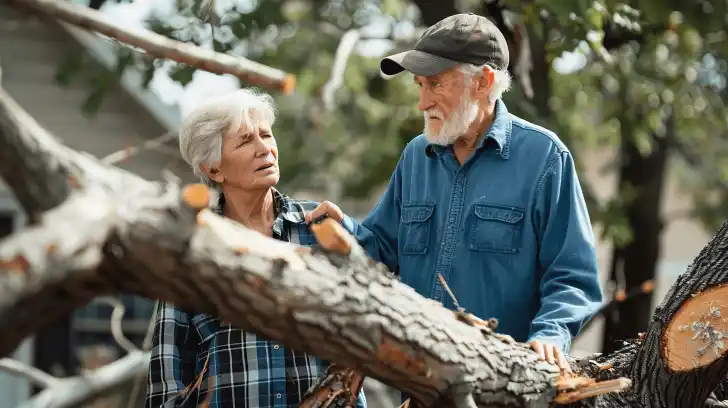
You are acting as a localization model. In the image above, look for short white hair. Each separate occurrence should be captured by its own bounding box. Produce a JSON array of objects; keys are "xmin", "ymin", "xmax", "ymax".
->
[
  {"xmin": 178, "ymin": 88, "xmax": 277, "ymax": 186},
  {"xmin": 458, "ymin": 63, "xmax": 512, "ymax": 103}
]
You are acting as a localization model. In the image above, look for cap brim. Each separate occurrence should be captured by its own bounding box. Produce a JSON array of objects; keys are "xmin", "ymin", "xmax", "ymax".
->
[{"xmin": 380, "ymin": 50, "xmax": 459, "ymax": 77}]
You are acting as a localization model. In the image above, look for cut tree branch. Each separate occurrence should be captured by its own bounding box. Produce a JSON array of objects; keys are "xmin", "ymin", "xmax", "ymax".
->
[
  {"xmin": 0, "ymin": 87, "xmax": 727, "ymax": 407},
  {"xmin": 0, "ymin": 358, "xmax": 59, "ymax": 389},
  {"xmin": 0, "ymin": 88, "xmax": 71, "ymax": 221},
  {"xmin": 321, "ymin": 29, "xmax": 361, "ymax": 112},
  {"xmin": 19, "ymin": 351, "xmax": 150, "ymax": 408},
  {"xmin": 7, "ymin": 0, "xmax": 297, "ymax": 95}
]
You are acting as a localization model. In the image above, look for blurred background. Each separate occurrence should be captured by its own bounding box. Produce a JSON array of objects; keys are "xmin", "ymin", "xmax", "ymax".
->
[{"xmin": 0, "ymin": 0, "xmax": 726, "ymax": 406}]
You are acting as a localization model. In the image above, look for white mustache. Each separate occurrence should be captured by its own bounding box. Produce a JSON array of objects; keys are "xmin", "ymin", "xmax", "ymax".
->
[{"xmin": 426, "ymin": 110, "xmax": 444, "ymax": 120}]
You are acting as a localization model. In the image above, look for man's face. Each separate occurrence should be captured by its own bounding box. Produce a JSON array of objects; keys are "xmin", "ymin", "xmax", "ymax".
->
[
  {"xmin": 415, "ymin": 68, "xmax": 481, "ymax": 146},
  {"xmin": 210, "ymin": 122, "xmax": 280, "ymax": 190}
]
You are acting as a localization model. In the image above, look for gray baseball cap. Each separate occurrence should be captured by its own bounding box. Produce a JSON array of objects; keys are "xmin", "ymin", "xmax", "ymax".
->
[{"xmin": 381, "ymin": 13, "xmax": 510, "ymax": 77}]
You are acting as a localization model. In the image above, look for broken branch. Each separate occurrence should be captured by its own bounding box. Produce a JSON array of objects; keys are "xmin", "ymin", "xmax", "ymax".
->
[
  {"xmin": 0, "ymin": 87, "xmax": 71, "ymax": 220},
  {"xmin": 7, "ymin": 0, "xmax": 297, "ymax": 95},
  {"xmin": 18, "ymin": 351, "xmax": 150, "ymax": 408}
]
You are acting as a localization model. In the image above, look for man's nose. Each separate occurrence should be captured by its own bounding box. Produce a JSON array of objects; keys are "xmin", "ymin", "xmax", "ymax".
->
[{"xmin": 418, "ymin": 88, "xmax": 434, "ymax": 112}]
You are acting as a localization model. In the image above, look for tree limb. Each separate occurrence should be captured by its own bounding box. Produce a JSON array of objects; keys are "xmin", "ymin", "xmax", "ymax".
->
[
  {"xmin": 18, "ymin": 351, "xmax": 150, "ymax": 408},
  {"xmin": 322, "ymin": 29, "xmax": 361, "ymax": 112},
  {"xmin": 0, "ymin": 88, "xmax": 71, "ymax": 221},
  {"xmin": 7, "ymin": 0, "xmax": 297, "ymax": 95},
  {"xmin": 0, "ymin": 358, "xmax": 59, "ymax": 389},
  {"xmin": 0, "ymin": 88, "xmax": 608, "ymax": 407},
  {"xmin": 0, "ymin": 88, "xmax": 727, "ymax": 407}
]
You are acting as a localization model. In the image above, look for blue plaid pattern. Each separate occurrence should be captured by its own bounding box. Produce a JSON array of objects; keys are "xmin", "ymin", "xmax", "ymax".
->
[{"xmin": 145, "ymin": 189, "xmax": 366, "ymax": 408}]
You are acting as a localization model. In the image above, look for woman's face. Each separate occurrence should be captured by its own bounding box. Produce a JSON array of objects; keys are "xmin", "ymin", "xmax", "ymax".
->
[{"xmin": 206, "ymin": 122, "xmax": 280, "ymax": 190}]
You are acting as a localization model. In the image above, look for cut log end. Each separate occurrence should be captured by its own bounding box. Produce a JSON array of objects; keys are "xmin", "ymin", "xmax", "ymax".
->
[
  {"xmin": 310, "ymin": 218, "xmax": 352, "ymax": 255},
  {"xmin": 282, "ymin": 74, "xmax": 296, "ymax": 95},
  {"xmin": 661, "ymin": 283, "xmax": 728, "ymax": 372},
  {"xmin": 182, "ymin": 184, "xmax": 210, "ymax": 211}
]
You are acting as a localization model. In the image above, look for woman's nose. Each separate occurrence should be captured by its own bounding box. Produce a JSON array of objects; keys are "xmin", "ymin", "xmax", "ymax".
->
[{"xmin": 254, "ymin": 137, "xmax": 272, "ymax": 155}]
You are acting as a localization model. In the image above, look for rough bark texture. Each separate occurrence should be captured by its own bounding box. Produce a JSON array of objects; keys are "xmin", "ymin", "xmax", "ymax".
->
[
  {"xmin": 7, "ymin": 0, "xmax": 297, "ymax": 95},
  {"xmin": 0, "ymin": 84, "xmax": 727, "ymax": 407},
  {"xmin": 564, "ymin": 218, "xmax": 728, "ymax": 407},
  {"xmin": 0, "ymin": 88, "xmax": 71, "ymax": 221}
]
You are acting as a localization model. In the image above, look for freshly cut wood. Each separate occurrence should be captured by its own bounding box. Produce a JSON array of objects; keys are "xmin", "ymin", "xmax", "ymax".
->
[
  {"xmin": 0, "ymin": 87, "xmax": 726, "ymax": 407},
  {"xmin": 7, "ymin": 0, "xmax": 297, "ymax": 95}
]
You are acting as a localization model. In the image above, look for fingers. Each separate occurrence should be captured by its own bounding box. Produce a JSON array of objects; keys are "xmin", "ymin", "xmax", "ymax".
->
[
  {"xmin": 529, "ymin": 341, "xmax": 545, "ymax": 361},
  {"xmin": 544, "ymin": 344, "xmax": 556, "ymax": 365},
  {"xmin": 304, "ymin": 201, "xmax": 344, "ymax": 224},
  {"xmin": 555, "ymin": 348, "xmax": 571, "ymax": 373},
  {"xmin": 530, "ymin": 341, "xmax": 571, "ymax": 373}
]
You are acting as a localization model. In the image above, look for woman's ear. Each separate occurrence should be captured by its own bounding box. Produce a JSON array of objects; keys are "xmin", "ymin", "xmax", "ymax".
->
[{"xmin": 200, "ymin": 164, "xmax": 224, "ymax": 183}]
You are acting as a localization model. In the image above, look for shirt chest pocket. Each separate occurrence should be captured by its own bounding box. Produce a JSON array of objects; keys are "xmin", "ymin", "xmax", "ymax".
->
[
  {"xmin": 400, "ymin": 202, "xmax": 435, "ymax": 255},
  {"xmin": 191, "ymin": 315, "xmax": 229, "ymax": 362},
  {"xmin": 469, "ymin": 203, "xmax": 525, "ymax": 254}
]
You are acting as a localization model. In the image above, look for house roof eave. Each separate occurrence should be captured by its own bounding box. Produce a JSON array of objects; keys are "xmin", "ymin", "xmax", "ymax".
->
[{"xmin": 58, "ymin": 19, "xmax": 181, "ymax": 132}]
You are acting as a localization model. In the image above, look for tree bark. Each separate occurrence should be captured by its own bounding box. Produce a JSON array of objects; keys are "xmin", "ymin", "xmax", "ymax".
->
[
  {"xmin": 0, "ymin": 88, "xmax": 71, "ymax": 222},
  {"xmin": 0, "ymin": 85, "xmax": 726, "ymax": 407},
  {"xmin": 563, "ymin": 219, "xmax": 728, "ymax": 407},
  {"xmin": 6, "ymin": 0, "xmax": 297, "ymax": 95}
]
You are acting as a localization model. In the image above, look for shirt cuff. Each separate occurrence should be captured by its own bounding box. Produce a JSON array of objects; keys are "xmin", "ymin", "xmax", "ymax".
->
[{"xmin": 341, "ymin": 214, "xmax": 357, "ymax": 235}]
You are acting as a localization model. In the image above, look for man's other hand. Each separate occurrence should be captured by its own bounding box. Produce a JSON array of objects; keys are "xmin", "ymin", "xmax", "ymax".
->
[
  {"xmin": 529, "ymin": 340, "xmax": 571, "ymax": 373},
  {"xmin": 305, "ymin": 201, "xmax": 344, "ymax": 224}
]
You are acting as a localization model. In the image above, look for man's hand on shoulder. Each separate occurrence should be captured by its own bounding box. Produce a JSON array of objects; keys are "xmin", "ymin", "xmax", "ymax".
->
[
  {"xmin": 529, "ymin": 340, "xmax": 571, "ymax": 373},
  {"xmin": 305, "ymin": 201, "xmax": 344, "ymax": 224}
]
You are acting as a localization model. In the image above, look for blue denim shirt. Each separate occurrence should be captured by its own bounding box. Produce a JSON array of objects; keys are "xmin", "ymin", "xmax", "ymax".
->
[{"xmin": 344, "ymin": 100, "xmax": 603, "ymax": 352}]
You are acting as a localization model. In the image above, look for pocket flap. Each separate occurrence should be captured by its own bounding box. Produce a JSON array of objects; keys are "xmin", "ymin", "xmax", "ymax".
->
[
  {"xmin": 191, "ymin": 314, "xmax": 222, "ymax": 344},
  {"xmin": 473, "ymin": 204, "xmax": 524, "ymax": 224},
  {"xmin": 401, "ymin": 202, "xmax": 435, "ymax": 224}
]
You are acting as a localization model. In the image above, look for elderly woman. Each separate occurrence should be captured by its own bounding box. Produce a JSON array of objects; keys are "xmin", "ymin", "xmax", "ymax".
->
[{"xmin": 145, "ymin": 88, "xmax": 366, "ymax": 408}]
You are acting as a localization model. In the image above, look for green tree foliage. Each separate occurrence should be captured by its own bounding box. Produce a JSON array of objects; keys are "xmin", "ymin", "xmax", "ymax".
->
[{"xmin": 61, "ymin": 0, "xmax": 727, "ymax": 352}]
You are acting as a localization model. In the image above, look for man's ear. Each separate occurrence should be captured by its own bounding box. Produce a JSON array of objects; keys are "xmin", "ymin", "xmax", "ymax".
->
[
  {"xmin": 475, "ymin": 66, "xmax": 495, "ymax": 100},
  {"xmin": 200, "ymin": 163, "xmax": 224, "ymax": 183}
]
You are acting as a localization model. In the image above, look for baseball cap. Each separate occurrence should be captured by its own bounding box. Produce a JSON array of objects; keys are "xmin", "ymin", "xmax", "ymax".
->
[{"xmin": 380, "ymin": 13, "xmax": 510, "ymax": 77}]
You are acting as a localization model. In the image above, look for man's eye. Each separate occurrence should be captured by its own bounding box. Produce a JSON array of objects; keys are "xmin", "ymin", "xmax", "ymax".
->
[{"xmin": 432, "ymin": 81, "xmax": 441, "ymax": 87}]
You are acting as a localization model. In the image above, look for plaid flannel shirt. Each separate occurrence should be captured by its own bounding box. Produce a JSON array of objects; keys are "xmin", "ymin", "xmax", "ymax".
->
[{"xmin": 145, "ymin": 189, "xmax": 367, "ymax": 408}]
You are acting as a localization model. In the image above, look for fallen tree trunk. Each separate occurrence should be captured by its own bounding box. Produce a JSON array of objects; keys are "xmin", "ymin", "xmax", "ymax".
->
[
  {"xmin": 0, "ymin": 88, "xmax": 726, "ymax": 407},
  {"xmin": 7, "ymin": 0, "xmax": 297, "ymax": 95}
]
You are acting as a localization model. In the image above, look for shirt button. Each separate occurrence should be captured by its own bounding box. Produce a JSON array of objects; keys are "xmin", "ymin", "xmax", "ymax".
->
[
  {"xmin": 273, "ymin": 344, "xmax": 280, "ymax": 350},
  {"xmin": 276, "ymin": 393, "xmax": 282, "ymax": 399}
]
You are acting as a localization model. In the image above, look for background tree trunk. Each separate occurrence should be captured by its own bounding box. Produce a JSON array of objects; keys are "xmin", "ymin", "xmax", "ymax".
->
[{"xmin": 602, "ymin": 107, "xmax": 673, "ymax": 353}]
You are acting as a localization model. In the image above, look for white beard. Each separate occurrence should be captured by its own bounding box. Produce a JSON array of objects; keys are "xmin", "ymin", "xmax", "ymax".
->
[{"xmin": 423, "ymin": 92, "xmax": 480, "ymax": 146}]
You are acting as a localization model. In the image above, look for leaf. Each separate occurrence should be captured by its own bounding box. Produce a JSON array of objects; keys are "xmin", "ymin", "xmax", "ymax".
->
[
  {"xmin": 381, "ymin": 0, "xmax": 403, "ymax": 19},
  {"xmin": 168, "ymin": 64, "xmax": 196, "ymax": 86},
  {"xmin": 54, "ymin": 52, "xmax": 85, "ymax": 87}
]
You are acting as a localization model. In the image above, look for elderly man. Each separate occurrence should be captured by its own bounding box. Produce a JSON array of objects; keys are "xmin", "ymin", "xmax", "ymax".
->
[
  {"xmin": 307, "ymin": 13, "xmax": 603, "ymax": 369},
  {"xmin": 145, "ymin": 88, "xmax": 366, "ymax": 408}
]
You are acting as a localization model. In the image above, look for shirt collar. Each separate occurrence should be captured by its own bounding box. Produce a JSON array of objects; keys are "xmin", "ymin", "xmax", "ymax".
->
[
  {"xmin": 215, "ymin": 188, "xmax": 306, "ymax": 237},
  {"xmin": 424, "ymin": 98, "xmax": 512, "ymax": 160}
]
